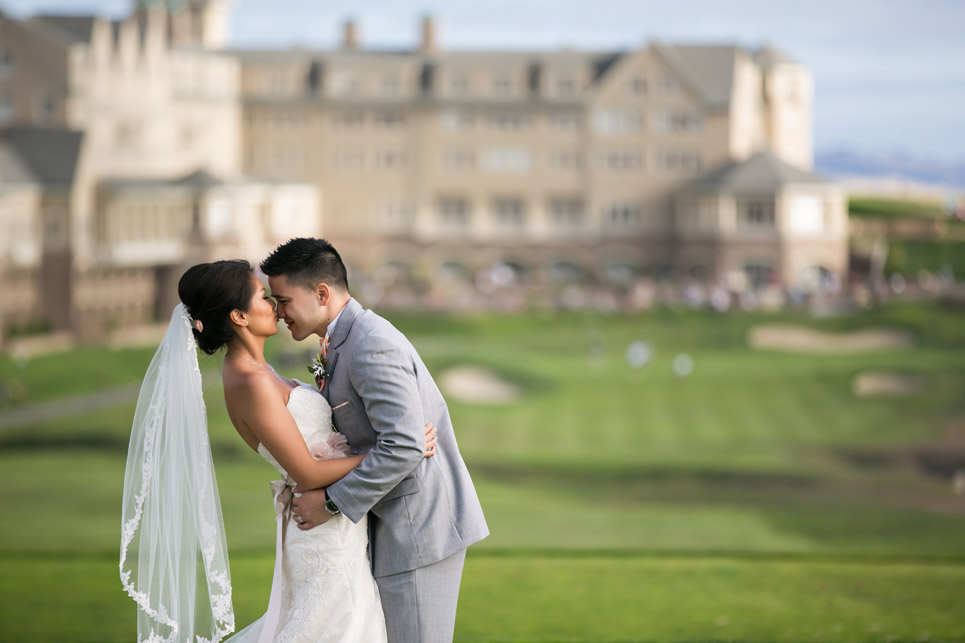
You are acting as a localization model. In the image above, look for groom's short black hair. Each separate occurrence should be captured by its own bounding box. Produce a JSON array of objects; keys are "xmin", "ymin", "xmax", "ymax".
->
[{"xmin": 260, "ymin": 238, "xmax": 350, "ymax": 292}]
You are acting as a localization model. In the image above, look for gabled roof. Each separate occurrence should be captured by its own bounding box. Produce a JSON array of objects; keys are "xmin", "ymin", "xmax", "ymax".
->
[
  {"xmin": 100, "ymin": 168, "xmax": 225, "ymax": 190},
  {"xmin": 28, "ymin": 15, "xmax": 97, "ymax": 46},
  {"xmin": 0, "ymin": 126, "xmax": 84, "ymax": 187},
  {"xmin": 652, "ymin": 43, "xmax": 741, "ymax": 108},
  {"xmin": 691, "ymin": 150, "xmax": 829, "ymax": 191},
  {"xmin": 175, "ymin": 168, "xmax": 222, "ymax": 186},
  {"xmin": 0, "ymin": 143, "xmax": 36, "ymax": 184}
]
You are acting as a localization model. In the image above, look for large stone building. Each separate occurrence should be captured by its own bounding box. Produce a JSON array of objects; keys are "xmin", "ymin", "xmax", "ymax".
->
[
  {"xmin": 0, "ymin": 1, "xmax": 846, "ymax": 339},
  {"xmin": 0, "ymin": 3, "xmax": 319, "ymax": 339}
]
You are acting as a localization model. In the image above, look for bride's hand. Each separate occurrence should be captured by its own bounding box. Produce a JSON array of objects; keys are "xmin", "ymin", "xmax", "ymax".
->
[{"xmin": 424, "ymin": 423, "xmax": 438, "ymax": 457}]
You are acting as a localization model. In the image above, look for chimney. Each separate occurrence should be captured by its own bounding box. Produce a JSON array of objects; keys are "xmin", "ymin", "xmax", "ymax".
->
[
  {"xmin": 168, "ymin": 6, "xmax": 192, "ymax": 46},
  {"xmin": 342, "ymin": 19, "xmax": 358, "ymax": 50},
  {"xmin": 420, "ymin": 15, "xmax": 437, "ymax": 52}
]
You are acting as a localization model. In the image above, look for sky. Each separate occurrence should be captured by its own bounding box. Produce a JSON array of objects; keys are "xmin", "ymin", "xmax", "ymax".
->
[{"xmin": 4, "ymin": 0, "xmax": 964, "ymax": 163}]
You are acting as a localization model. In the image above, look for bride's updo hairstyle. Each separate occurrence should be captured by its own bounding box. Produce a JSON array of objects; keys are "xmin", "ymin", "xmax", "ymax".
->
[{"xmin": 178, "ymin": 260, "xmax": 254, "ymax": 355}]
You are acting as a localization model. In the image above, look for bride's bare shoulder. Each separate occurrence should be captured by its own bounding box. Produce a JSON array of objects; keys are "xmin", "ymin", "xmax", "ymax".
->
[{"xmin": 223, "ymin": 367, "xmax": 283, "ymax": 406}]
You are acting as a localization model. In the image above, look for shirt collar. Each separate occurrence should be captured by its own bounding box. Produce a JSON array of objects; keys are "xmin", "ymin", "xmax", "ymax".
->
[{"xmin": 325, "ymin": 302, "xmax": 347, "ymax": 342}]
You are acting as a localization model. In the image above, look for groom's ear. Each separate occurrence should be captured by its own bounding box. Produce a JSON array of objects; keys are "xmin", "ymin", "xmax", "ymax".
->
[{"xmin": 315, "ymin": 283, "xmax": 331, "ymax": 305}]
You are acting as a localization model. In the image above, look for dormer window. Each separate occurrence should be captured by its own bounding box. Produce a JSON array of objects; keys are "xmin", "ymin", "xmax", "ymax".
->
[{"xmin": 629, "ymin": 75, "xmax": 647, "ymax": 95}]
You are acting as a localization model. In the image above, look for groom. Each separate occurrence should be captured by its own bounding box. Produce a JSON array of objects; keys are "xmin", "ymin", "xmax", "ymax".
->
[{"xmin": 260, "ymin": 238, "xmax": 489, "ymax": 643}]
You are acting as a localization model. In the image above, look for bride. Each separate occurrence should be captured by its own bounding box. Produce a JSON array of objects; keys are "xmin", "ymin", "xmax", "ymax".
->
[{"xmin": 119, "ymin": 260, "xmax": 437, "ymax": 643}]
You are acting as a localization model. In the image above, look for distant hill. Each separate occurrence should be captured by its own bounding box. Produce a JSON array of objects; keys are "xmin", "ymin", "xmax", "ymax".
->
[{"xmin": 816, "ymin": 149, "xmax": 965, "ymax": 190}]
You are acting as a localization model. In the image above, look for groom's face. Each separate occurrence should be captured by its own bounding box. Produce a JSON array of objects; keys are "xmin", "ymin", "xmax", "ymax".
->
[{"xmin": 268, "ymin": 275, "xmax": 325, "ymax": 342}]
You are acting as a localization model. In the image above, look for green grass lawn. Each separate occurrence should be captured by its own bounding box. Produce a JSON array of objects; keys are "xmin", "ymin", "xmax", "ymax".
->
[
  {"xmin": 1, "ymin": 302, "xmax": 964, "ymax": 641},
  {"xmin": 3, "ymin": 553, "xmax": 963, "ymax": 642},
  {"xmin": 848, "ymin": 196, "xmax": 957, "ymax": 222}
]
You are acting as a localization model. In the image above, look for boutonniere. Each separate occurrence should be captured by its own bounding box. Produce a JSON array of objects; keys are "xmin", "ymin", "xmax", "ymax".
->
[{"xmin": 308, "ymin": 354, "xmax": 328, "ymax": 381}]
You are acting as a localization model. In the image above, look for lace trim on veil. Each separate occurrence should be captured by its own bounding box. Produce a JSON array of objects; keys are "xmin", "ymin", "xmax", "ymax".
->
[{"xmin": 120, "ymin": 304, "xmax": 234, "ymax": 643}]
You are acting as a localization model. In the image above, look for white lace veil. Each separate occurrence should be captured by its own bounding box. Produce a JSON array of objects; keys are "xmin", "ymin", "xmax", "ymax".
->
[{"xmin": 120, "ymin": 303, "xmax": 234, "ymax": 643}]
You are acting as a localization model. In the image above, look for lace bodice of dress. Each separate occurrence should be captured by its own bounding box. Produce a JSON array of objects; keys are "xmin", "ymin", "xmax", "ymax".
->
[{"xmin": 257, "ymin": 382, "xmax": 336, "ymax": 482}]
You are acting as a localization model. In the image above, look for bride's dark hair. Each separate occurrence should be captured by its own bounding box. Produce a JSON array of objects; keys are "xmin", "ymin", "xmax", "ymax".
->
[{"xmin": 178, "ymin": 260, "xmax": 254, "ymax": 355}]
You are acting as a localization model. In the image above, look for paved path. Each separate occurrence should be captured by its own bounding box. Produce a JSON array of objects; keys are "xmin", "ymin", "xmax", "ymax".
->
[
  {"xmin": 0, "ymin": 382, "xmax": 144, "ymax": 430},
  {"xmin": 0, "ymin": 366, "xmax": 226, "ymax": 431}
]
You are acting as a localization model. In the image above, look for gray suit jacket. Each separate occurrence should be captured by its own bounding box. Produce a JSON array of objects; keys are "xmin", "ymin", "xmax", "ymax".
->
[{"xmin": 322, "ymin": 298, "xmax": 489, "ymax": 577}]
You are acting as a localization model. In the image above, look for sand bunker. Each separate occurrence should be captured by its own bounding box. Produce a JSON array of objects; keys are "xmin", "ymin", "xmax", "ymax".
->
[
  {"xmin": 439, "ymin": 366, "xmax": 520, "ymax": 404},
  {"xmin": 852, "ymin": 371, "xmax": 925, "ymax": 397},
  {"xmin": 748, "ymin": 325, "xmax": 915, "ymax": 353}
]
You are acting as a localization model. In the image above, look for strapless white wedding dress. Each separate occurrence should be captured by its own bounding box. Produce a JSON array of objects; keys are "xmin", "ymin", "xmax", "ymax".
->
[{"xmin": 227, "ymin": 383, "xmax": 387, "ymax": 643}]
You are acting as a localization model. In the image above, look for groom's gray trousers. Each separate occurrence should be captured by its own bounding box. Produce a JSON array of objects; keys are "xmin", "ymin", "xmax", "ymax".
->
[{"xmin": 376, "ymin": 548, "xmax": 467, "ymax": 643}]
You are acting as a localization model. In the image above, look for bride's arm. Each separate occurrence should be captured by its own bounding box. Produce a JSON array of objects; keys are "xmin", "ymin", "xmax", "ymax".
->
[{"xmin": 230, "ymin": 374, "xmax": 364, "ymax": 490}]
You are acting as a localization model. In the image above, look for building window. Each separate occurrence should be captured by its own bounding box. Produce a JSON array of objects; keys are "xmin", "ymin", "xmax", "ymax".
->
[
  {"xmin": 491, "ymin": 73, "xmax": 513, "ymax": 97},
  {"xmin": 333, "ymin": 111, "xmax": 364, "ymax": 128},
  {"xmin": 438, "ymin": 197, "xmax": 471, "ymax": 230},
  {"xmin": 656, "ymin": 150, "xmax": 701, "ymax": 173},
  {"xmin": 548, "ymin": 112, "xmax": 580, "ymax": 131},
  {"xmin": 268, "ymin": 146, "xmax": 306, "ymax": 169},
  {"xmin": 549, "ymin": 198, "xmax": 584, "ymax": 231},
  {"xmin": 0, "ymin": 93, "xmax": 12, "ymax": 122},
  {"xmin": 737, "ymin": 199, "xmax": 776, "ymax": 228},
  {"xmin": 605, "ymin": 203, "xmax": 642, "ymax": 231},
  {"xmin": 599, "ymin": 150, "xmax": 643, "ymax": 171},
  {"xmin": 374, "ymin": 148, "xmax": 405, "ymax": 170},
  {"xmin": 655, "ymin": 109, "xmax": 702, "ymax": 133},
  {"xmin": 380, "ymin": 73, "xmax": 401, "ymax": 95},
  {"xmin": 604, "ymin": 262, "xmax": 638, "ymax": 284},
  {"xmin": 449, "ymin": 73, "xmax": 470, "ymax": 96},
  {"xmin": 374, "ymin": 201, "xmax": 413, "ymax": 232},
  {"xmin": 44, "ymin": 210, "xmax": 63, "ymax": 244},
  {"xmin": 743, "ymin": 263, "xmax": 774, "ymax": 288},
  {"xmin": 267, "ymin": 110, "xmax": 308, "ymax": 129},
  {"xmin": 658, "ymin": 73, "xmax": 678, "ymax": 94},
  {"xmin": 331, "ymin": 71, "xmax": 359, "ymax": 96},
  {"xmin": 38, "ymin": 92, "xmax": 56, "ymax": 123},
  {"xmin": 593, "ymin": 109, "xmax": 642, "ymax": 133},
  {"xmin": 549, "ymin": 149, "xmax": 581, "ymax": 171},
  {"xmin": 629, "ymin": 75, "xmax": 647, "ymax": 95},
  {"xmin": 442, "ymin": 148, "xmax": 474, "ymax": 169},
  {"xmin": 374, "ymin": 110, "xmax": 405, "ymax": 128},
  {"xmin": 493, "ymin": 197, "xmax": 526, "ymax": 230},
  {"xmin": 439, "ymin": 109, "xmax": 474, "ymax": 131},
  {"xmin": 488, "ymin": 111, "xmax": 530, "ymax": 130},
  {"xmin": 482, "ymin": 147, "xmax": 531, "ymax": 173},
  {"xmin": 0, "ymin": 48, "xmax": 13, "ymax": 75},
  {"xmin": 555, "ymin": 75, "xmax": 578, "ymax": 97},
  {"xmin": 265, "ymin": 72, "xmax": 288, "ymax": 94},
  {"xmin": 333, "ymin": 148, "xmax": 364, "ymax": 169}
]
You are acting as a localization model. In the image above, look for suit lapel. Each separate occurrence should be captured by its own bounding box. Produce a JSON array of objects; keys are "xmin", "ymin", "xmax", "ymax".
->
[
  {"xmin": 329, "ymin": 298, "xmax": 362, "ymax": 351},
  {"xmin": 321, "ymin": 298, "xmax": 362, "ymax": 403}
]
